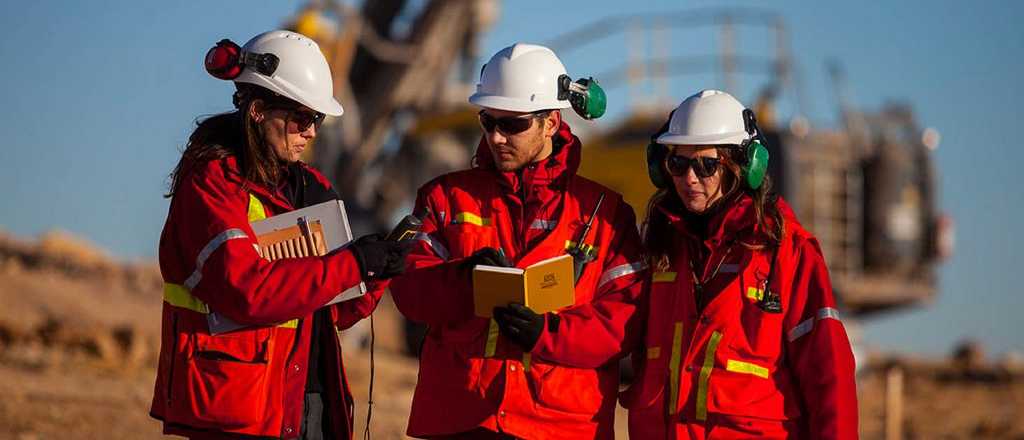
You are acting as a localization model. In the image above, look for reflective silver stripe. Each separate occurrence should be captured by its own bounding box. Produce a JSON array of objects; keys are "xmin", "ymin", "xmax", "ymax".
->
[
  {"xmin": 598, "ymin": 261, "xmax": 648, "ymax": 288},
  {"xmin": 818, "ymin": 307, "xmax": 840, "ymax": 321},
  {"xmin": 183, "ymin": 228, "xmax": 248, "ymax": 290},
  {"xmin": 415, "ymin": 232, "xmax": 450, "ymax": 261},
  {"xmin": 787, "ymin": 307, "xmax": 841, "ymax": 342},
  {"xmin": 530, "ymin": 219, "xmax": 557, "ymax": 231}
]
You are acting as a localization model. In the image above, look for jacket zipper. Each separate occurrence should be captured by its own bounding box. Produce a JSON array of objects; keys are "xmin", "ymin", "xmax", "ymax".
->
[
  {"xmin": 515, "ymin": 168, "xmax": 529, "ymax": 255},
  {"xmin": 165, "ymin": 311, "xmax": 179, "ymax": 405}
]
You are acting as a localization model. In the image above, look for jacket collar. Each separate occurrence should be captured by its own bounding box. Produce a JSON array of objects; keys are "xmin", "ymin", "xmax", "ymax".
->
[
  {"xmin": 472, "ymin": 120, "xmax": 582, "ymax": 193},
  {"xmin": 219, "ymin": 155, "xmax": 295, "ymax": 213},
  {"xmin": 658, "ymin": 193, "xmax": 793, "ymax": 245}
]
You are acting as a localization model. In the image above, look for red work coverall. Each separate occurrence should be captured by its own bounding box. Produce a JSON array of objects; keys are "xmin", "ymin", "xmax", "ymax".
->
[
  {"xmin": 390, "ymin": 122, "xmax": 648, "ymax": 439},
  {"xmin": 150, "ymin": 157, "xmax": 381, "ymax": 439},
  {"xmin": 622, "ymin": 195, "xmax": 858, "ymax": 439}
]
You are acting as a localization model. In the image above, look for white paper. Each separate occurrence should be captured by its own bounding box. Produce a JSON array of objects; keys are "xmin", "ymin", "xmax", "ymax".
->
[{"xmin": 207, "ymin": 199, "xmax": 367, "ymax": 334}]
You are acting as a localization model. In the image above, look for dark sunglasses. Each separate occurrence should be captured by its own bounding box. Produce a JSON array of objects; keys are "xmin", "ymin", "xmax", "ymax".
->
[
  {"xmin": 478, "ymin": 110, "xmax": 543, "ymax": 135},
  {"xmin": 271, "ymin": 106, "xmax": 325, "ymax": 132},
  {"xmin": 665, "ymin": 155, "xmax": 721, "ymax": 178},
  {"xmin": 288, "ymin": 109, "xmax": 326, "ymax": 132}
]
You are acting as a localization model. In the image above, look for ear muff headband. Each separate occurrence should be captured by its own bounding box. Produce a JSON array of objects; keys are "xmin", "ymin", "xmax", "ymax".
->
[
  {"xmin": 740, "ymin": 109, "xmax": 770, "ymax": 190},
  {"xmin": 205, "ymin": 39, "xmax": 280, "ymax": 80},
  {"xmin": 645, "ymin": 110, "xmax": 675, "ymax": 189},
  {"xmin": 647, "ymin": 108, "xmax": 770, "ymax": 190},
  {"xmin": 558, "ymin": 74, "xmax": 607, "ymax": 120}
]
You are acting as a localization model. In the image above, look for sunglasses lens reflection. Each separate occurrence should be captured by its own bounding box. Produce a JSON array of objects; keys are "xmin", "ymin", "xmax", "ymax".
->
[
  {"xmin": 479, "ymin": 112, "xmax": 534, "ymax": 134},
  {"xmin": 666, "ymin": 156, "xmax": 720, "ymax": 178}
]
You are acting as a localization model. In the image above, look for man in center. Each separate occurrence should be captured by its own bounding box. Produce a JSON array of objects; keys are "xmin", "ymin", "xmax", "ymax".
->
[{"xmin": 389, "ymin": 43, "xmax": 648, "ymax": 439}]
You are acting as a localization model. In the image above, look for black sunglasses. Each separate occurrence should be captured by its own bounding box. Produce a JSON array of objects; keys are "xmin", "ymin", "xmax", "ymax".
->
[
  {"xmin": 271, "ymin": 106, "xmax": 325, "ymax": 132},
  {"xmin": 288, "ymin": 109, "xmax": 326, "ymax": 132},
  {"xmin": 665, "ymin": 155, "xmax": 721, "ymax": 179},
  {"xmin": 478, "ymin": 110, "xmax": 543, "ymax": 135}
]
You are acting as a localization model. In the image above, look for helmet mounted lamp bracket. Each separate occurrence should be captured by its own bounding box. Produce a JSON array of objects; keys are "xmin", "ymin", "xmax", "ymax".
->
[{"xmin": 241, "ymin": 51, "xmax": 280, "ymax": 77}]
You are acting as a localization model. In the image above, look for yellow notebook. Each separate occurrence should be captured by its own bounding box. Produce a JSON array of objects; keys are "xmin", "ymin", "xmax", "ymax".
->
[{"xmin": 472, "ymin": 254, "xmax": 575, "ymax": 318}]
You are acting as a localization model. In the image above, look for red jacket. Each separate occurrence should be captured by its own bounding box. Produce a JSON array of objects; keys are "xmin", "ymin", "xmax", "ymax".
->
[
  {"xmin": 150, "ymin": 156, "xmax": 381, "ymax": 439},
  {"xmin": 622, "ymin": 195, "xmax": 858, "ymax": 439},
  {"xmin": 389, "ymin": 122, "xmax": 648, "ymax": 439}
]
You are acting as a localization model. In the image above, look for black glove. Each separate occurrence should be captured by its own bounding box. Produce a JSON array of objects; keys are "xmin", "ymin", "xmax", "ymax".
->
[
  {"xmin": 458, "ymin": 247, "xmax": 511, "ymax": 271},
  {"xmin": 493, "ymin": 303, "xmax": 557, "ymax": 352},
  {"xmin": 349, "ymin": 233, "xmax": 411, "ymax": 280}
]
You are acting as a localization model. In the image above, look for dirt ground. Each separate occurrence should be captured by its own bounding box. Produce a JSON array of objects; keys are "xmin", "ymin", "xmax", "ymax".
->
[{"xmin": 1, "ymin": 230, "xmax": 1022, "ymax": 439}]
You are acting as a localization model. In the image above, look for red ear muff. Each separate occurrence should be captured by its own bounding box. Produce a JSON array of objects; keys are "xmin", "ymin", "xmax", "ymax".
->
[{"xmin": 205, "ymin": 39, "xmax": 243, "ymax": 80}]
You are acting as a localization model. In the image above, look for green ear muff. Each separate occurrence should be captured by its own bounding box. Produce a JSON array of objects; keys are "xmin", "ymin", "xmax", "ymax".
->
[
  {"xmin": 739, "ymin": 109, "xmax": 770, "ymax": 190},
  {"xmin": 646, "ymin": 142, "xmax": 671, "ymax": 189},
  {"xmin": 742, "ymin": 140, "xmax": 769, "ymax": 190},
  {"xmin": 645, "ymin": 110, "xmax": 675, "ymax": 189},
  {"xmin": 570, "ymin": 78, "xmax": 606, "ymax": 119},
  {"xmin": 559, "ymin": 75, "xmax": 607, "ymax": 120}
]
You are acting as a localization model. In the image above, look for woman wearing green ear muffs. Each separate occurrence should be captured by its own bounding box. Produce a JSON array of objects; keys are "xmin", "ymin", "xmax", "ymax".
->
[{"xmin": 621, "ymin": 90, "xmax": 858, "ymax": 439}]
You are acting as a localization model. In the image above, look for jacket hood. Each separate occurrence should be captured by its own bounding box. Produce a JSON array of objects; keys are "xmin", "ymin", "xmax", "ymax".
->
[{"xmin": 472, "ymin": 120, "xmax": 582, "ymax": 192}]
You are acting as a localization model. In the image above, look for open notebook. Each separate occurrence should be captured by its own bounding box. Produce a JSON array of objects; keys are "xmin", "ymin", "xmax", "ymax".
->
[{"xmin": 207, "ymin": 199, "xmax": 366, "ymax": 334}]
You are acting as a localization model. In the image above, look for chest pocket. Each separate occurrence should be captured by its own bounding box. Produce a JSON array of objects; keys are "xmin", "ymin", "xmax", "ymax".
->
[
  {"xmin": 727, "ymin": 258, "xmax": 785, "ymax": 366},
  {"xmin": 443, "ymin": 210, "xmax": 501, "ymax": 258}
]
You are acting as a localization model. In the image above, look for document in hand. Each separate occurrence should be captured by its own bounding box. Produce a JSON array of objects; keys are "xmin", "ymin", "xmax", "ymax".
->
[
  {"xmin": 472, "ymin": 254, "xmax": 575, "ymax": 318},
  {"xmin": 207, "ymin": 199, "xmax": 366, "ymax": 334}
]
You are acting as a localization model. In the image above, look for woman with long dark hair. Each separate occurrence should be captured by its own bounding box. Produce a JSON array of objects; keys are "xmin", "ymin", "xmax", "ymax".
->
[
  {"xmin": 622, "ymin": 90, "xmax": 858, "ymax": 439},
  {"xmin": 150, "ymin": 30, "xmax": 409, "ymax": 439}
]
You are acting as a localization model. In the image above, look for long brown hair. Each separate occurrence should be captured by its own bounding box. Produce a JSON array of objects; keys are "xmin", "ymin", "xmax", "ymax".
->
[
  {"xmin": 641, "ymin": 145, "xmax": 785, "ymax": 271},
  {"xmin": 166, "ymin": 84, "xmax": 295, "ymax": 198}
]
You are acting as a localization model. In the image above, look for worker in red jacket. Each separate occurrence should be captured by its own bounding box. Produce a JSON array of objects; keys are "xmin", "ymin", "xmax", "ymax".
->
[
  {"xmin": 622, "ymin": 89, "xmax": 858, "ymax": 439},
  {"xmin": 389, "ymin": 43, "xmax": 648, "ymax": 439},
  {"xmin": 150, "ymin": 30, "xmax": 410, "ymax": 439}
]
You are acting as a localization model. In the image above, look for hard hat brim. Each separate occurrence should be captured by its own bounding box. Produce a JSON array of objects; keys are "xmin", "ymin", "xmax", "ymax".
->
[
  {"xmin": 469, "ymin": 93, "xmax": 570, "ymax": 113},
  {"xmin": 236, "ymin": 75, "xmax": 344, "ymax": 116},
  {"xmin": 305, "ymin": 94, "xmax": 344, "ymax": 117},
  {"xmin": 656, "ymin": 130, "xmax": 748, "ymax": 146}
]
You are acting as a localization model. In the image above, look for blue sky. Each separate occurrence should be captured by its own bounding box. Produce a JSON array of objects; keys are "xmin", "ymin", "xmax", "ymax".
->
[{"xmin": 1, "ymin": 1, "xmax": 1022, "ymax": 357}]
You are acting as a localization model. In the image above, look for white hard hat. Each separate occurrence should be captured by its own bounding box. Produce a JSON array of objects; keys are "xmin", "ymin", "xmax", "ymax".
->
[
  {"xmin": 657, "ymin": 89, "xmax": 749, "ymax": 146},
  {"xmin": 469, "ymin": 43, "xmax": 572, "ymax": 113},
  {"xmin": 235, "ymin": 30, "xmax": 343, "ymax": 116}
]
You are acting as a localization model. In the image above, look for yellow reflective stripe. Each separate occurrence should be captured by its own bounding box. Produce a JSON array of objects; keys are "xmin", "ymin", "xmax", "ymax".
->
[
  {"xmin": 484, "ymin": 318, "xmax": 500, "ymax": 358},
  {"xmin": 647, "ymin": 346, "xmax": 661, "ymax": 360},
  {"xmin": 726, "ymin": 359, "xmax": 769, "ymax": 379},
  {"xmin": 522, "ymin": 353, "xmax": 531, "ymax": 372},
  {"xmin": 563, "ymin": 240, "xmax": 598, "ymax": 256},
  {"xmin": 454, "ymin": 212, "xmax": 490, "ymax": 226},
  {"xmin": 695, "ymin": 331, "xmax": 723, "ymax": 421},
  {"xmin": 667, "ymin": 322, "xmax": 684, "ymax": 416},
  {"xmin": 247, "ymin": 194, "xmax": 267, "ymax": 222},
  {"xmin": 746, "ymin": 286, "xmax": 764, "ymax": 301},
  {"xmin": 163, "ymin": 283, "xmax": 297, "ymax": 329},
  {"xmin": 243, "ymin": 195, "xmax": 296, "ymax": 330},
  {"xmin": 653, "ymin": 271, "xmax": 677, "ymax": 283},
  {"xmin": 164, "ymin": 283, "xmax": 209, "ymax": 314}
]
